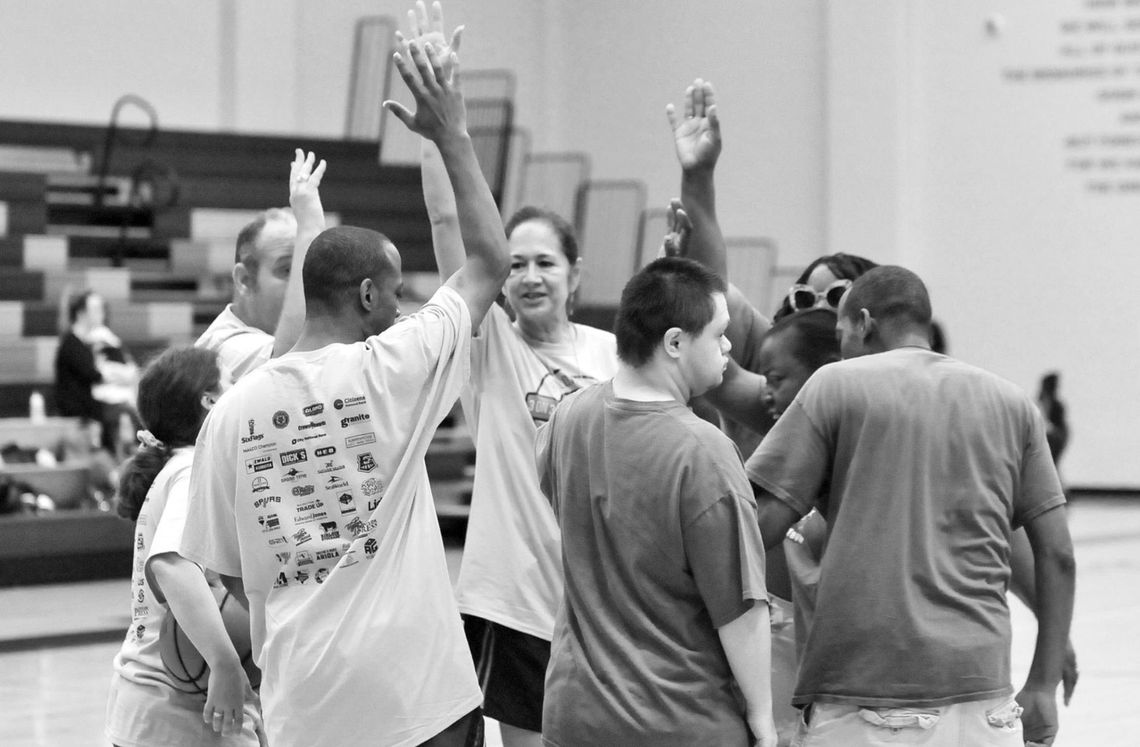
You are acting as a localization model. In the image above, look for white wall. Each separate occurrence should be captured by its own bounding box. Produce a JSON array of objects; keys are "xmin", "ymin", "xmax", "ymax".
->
[{"xmin": 0, "ymin": 0, "xmax": 1130, "ymax": 487}]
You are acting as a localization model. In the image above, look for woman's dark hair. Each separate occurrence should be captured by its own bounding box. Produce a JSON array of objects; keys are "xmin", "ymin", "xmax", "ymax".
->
[
  {"xmin": 67, "ymin": 290, "xmax": 96, "ymax": 324},
  {"xmin": 764, "ymin": 308, "xmax": 841, "ymax": 374},
  {"xmin": 116, "ymin": 346, "xmax": 221, "ymax": 522},
  {"xmin": 504, "ymin": 206, "xmax": 579, "ymax": 265},
  {"xmin": 774, "ymin": 253, "xmax": 878, "ymax": 322}
]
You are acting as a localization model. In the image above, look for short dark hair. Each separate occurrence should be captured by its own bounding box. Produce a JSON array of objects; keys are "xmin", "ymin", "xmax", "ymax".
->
[
  {"xmin": 117, "ymin": 346, "xmax": 220, "ymax": 521},
  {"xmin": 504, "ymin": 206, "xmax": 579, "ymax": 265},
  {"xmin": 302, "ymin": 226, "xmax": 396, "ymax": 314},
  {"xmin": 615, "ymin": 257, "xmax": 726, "ymax": 367},
  {"xmin": 67, "ymin": 290, "xmax": 96, "ymax": 324},
  {"xmin": 234, "ymin": 208, "xmax": 293, "ymax": 287},
  {"xmin": 775, "ymin": 252, "xmax": 879, "ymax": 321},
  {"xmin": 842, "ymin": 265, "xmax": 932, "ymax": 328},
  {"xmin": 764, "ymin": 308, "xmax": 840, "ymax": 374}
]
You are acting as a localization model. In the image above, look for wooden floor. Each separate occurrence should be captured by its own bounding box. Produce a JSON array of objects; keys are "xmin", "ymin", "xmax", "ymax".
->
[{"xmin": 1, "ymin": 499, "xmax": 1137, "ymax": 746}]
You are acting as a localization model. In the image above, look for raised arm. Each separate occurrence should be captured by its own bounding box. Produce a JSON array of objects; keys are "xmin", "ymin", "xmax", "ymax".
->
[
  {"xmin": 384, "ymin": 12, "xmax": 509, "ymax": 325},
  {"xmin": 149, "ymin": 553, "xmax": 249, "ymax": 736},
  {"xmin": 272, "ymin": 150, "xmax": 327, "ymax": 357},
  {"xmin": 1015, "ymin": 505, "xmax": 1076, "ymax": 746}
]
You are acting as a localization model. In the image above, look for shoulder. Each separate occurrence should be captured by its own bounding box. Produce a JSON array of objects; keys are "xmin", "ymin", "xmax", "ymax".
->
[{"xmin": 571, "ymin": 321, "xmax": 616, "ymax": 348}]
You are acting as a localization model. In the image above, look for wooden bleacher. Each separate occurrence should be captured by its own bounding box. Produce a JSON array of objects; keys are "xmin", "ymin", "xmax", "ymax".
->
[{"xmin": 0, "ymin": 120, "xmax": 473, "ymax": 585}]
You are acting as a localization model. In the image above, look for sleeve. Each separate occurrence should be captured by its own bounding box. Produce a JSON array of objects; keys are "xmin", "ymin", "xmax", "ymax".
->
[
  {"xmin": 217, "ymin": 333, "xmax": 273, "ymax": 381},
  {"xmin": 744, "ymin": 396, "xmax": 830, "ymax": 518},
  {"xmin": 684, "ymin": 491, "xmax": 769, "ymax": 629},
  {"xmin": 1013, "ymin": 402, "xmax": 1067, "ymax": 528},
  {"xmin": 148, "ymin": 465, "xmax": 191, "ymax": 558},
  {"xmin": 725, "ymin": 284, "xmax": 771, "ymax": 373},
  {"xmin": 179, "ymin": 409, "xmax": 243, "ymax": 578}
]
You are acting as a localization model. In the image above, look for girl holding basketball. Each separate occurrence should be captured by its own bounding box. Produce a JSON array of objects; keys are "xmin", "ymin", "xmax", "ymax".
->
[{"xmin": 105, "ymin": 346, "xmax": 261, "ymax": 747}]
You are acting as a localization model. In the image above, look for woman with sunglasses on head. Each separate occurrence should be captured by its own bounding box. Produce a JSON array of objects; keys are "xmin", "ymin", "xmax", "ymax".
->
[
  {"xmin": 409, "ymin": 10, "xmax": 618, "ymax": 745},
  {"xmin": 775, "ymin": 253, "xmax": 878, "ymax": 321},
  {"xmin": 106, "ymin": 346, "xmax": 262, "ymax": 747}
]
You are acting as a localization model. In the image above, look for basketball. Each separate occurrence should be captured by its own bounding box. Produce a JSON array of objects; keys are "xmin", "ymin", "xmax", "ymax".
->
[{"xmin": 158, "ymin": 582, "xmax": 260, "ymax": 695}]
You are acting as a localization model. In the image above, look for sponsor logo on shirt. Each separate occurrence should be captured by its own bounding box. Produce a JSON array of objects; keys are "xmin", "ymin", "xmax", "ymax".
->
[
  {"xmin": 293, "ymin": 528, "xmax": 313, "ymax": 546},
  {"xmin": 325, "ymin": 475, "xmax": 349, "ymax": 490},
  {"xmin": 357, "ymin": 452, "xmax": 377, "ymax": 472},
  {"xmin": 296, "ymin": 498, "xmax": 324, "ymax": 512},
  {"xmin": 302, "ymin": 403, "xmax": 324, "ymax": 417},
  {"xmin": 345, "ymin": 433, "xmax": 376, "ymax": 449},
  {"xmin": 361, "ymin": 477, "xmax": 384, "ymax": 497},
  {"xmin": 136, "ymin": 589, "xmax": 145, "ymax": 603},
  {"xmin": 315, "ymin": 568, "xmax": 330, "ymax": 584},
  {"xmin": 315, "ymin": 446, "xmax": 336, "ymax": 458},
  {"xmin": 258, "ymin": 513, "xmax": 280, "ymax": 531},
  {"xmin": 340, "ymin": 413, "xmax": 371, "ymax": 428},
  {"xmin": 367, "ymin": 497, "xmax": 382, "ymax": 511},
  {"xmin": 294, "ymin": 570, "xmax": 310, "ymax": 584},
  {"xmin": 135, "ymin": 625, "xmax": 146, "ymax": 640},
  {"xmin": 253, "ymin": 495, "xmax": 281, "ymax": 510},
  {"xmin": 135, "ymin": 534, "xmax": 145, "ymax": 550},
  {"xmin": 318, "ymin": 460, "xmax": 344, "ymax": 475},
  {"xmin": 268, "ymin": 535, "xmax": 288, "ymax": 546},
  {"xmin": 273, "ymin": 410, "xmax": 290, "ymax": 429},
  {"xmin": 295, "ymin": 551, "xmax": 314, "ymax": 566},
  {"xmin": 316, "ymin": 548, "xmax": 340, "ymax": 562},
  {"xmin": 251, "ymin": 476, "xmax": 270, "ymax": 493},
  {"xmin": 241, "ymin": 419, "xmax": 265, "ymax": 445},
  {"xmin": 246, "ymin": 455, "xmax": 274, "ymax": 474},
  {"xmin": 274, "ymin": 572, "xmax": 288, "ymax": 588},
  {"xmin": 280, "ymin": 448, "xmax": 308, "ymax": 466},
  {"xmin": 297, "ymin": 420, "xmax": 326, "ymax": 431},
  {"xmin": 364, "ymin": 538, "xmax": 379, "ymax": 558},
  {"xmin": 275, "ymin": 551, "xmax": 291, "ymax": 565},
  {"xmin": 133, "ymin": 605, "xmax": 150, "ymax": 618},
  {"xmin": 281, "ymin": 467, "xmax": 306, "ymax": 482},
  {"xmin": 294, "ymin": 510, "xmax": 329, "ymax": 525},
  {"xmin": 345, "ymin": 516, "xmax": 378, "ymax": 538},
  {"xmin": 291, "ymin": 433, "xmax": 324, "ymax": 445},
  {"xmin": 339, "ymin": 550, "xmax": 359, "ymax": 568},
  {"xmin": 333, "ymin": 395, "xmax": 366, "ymax": 410},
  {"xmin": 319, "ymin": 521, "xmax": 340, "ymax": 540},
  {"xmin": 292, "ymin": 484, "xmax": 315, "ymax": 497},
  {"xmin": 338, "ymin": 492, "xmax": 356, "ymax": 514}
]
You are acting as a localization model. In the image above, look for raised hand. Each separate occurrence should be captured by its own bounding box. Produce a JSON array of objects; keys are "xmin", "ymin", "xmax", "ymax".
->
[
  {"xmin": 289, "ymin": 149, "xmax": 327, "ymax": 228},
  {"xmin": 407, "ymin": 0, "xmax": 463, "ymax": 59},
  {"xmin": 384, "ymin": 26, "xmax": 466, "ymax": 142},
  {"xmin": 666, "ymin": 78, "xmax": 722, "ymax": 173},
  {"xmin": 661, "ymin": 198, "xmax": 692, "ymax": 258}
]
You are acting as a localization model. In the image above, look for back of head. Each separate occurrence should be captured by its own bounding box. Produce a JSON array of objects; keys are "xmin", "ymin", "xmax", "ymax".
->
[
  {"xmin": 766, "ymin": 308, "xmax": 841, "ymax": 374},
  {"xmin": 504, "ymin": 206, "xmax": 579, "ymax": 264},
  {"xmin": 67, "ymin": 290, "xmax": 94, "ymax": 325},
  {"xmin": 842, "ymin": 265, "xmax": 932, "ymax": 330},
  {"xmin": 302, "ymin": 226, "xmax": 395, "ymax": 315},
  {"xmin": 615, "ymin": 257, "xmax": 725, "ymax": 367},
  {"xmin": 116, "ymin": 346, "xmax": 220, "ymax": 521}
]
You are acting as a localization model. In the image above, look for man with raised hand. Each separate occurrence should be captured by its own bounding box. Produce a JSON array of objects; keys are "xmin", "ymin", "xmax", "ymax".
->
[
  {"xmin": 180, "ymin": 17, "xmax": 510, "ymax": 747},
  {"xmin": 195, "ymin": 150, "xmax": 326, "ymax": 380},
  {"xmin": 537, "ymin": 257, "xmax": 777, "ymax": 747},
  {"xmin": 746, "ymin": 266, "xmax": 1075, "ymax": 746}
]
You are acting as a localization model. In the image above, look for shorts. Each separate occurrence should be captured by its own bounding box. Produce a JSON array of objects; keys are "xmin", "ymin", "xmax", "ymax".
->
[{"xmin": 463, "ymin": 615, "xmax": 550, "ymax": 732}]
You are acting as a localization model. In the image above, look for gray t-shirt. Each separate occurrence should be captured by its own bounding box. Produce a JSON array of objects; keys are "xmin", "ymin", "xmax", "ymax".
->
[
  {"xmin": 746, "ymin": 348, "xmax": 1065, "ymax": 708},
  {"xmin": 536, "ymin": 381, "xmax": 768, "ymax": 747}
]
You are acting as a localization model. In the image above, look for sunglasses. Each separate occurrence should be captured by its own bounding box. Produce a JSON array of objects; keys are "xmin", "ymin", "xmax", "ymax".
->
[{"xmin": 786, "ymin": 279, "xmax": 852, "ymax": 311}]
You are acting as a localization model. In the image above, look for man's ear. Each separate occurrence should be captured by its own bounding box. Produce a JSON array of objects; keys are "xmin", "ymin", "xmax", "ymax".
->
[
  {"xmin": 232, "ymin": 263, "xmax": 252, "ymax": 296},
  {"xmin": 200, "ymin": 391, "xmax": 218, "ymax": 411},
  {"xmin": 859, "ymin": 308, "xmax": 876, "ymax": 342},
  {"xmin": 358, "ymin": 278, "xmax": 375, "ymax": 311},
  {"xmin": 662, "ymin": 326, "xmax": 684, "ymax": 360}
]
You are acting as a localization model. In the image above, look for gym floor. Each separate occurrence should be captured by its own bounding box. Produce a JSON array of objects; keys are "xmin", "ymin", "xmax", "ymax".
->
[{"xmin": 1, "ymin": 499, "xmax": 1136, "ymax": 746}]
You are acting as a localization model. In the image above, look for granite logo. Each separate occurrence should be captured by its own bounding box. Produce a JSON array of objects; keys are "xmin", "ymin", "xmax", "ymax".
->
[
  {"xmin": 315, "ymin": 446, "xmax": 337, "ymax": 458},
  {"xmin": 340, "ymin": 413, "xmax": 371, "ymax": 428},
  {"xmin": 345, "ymin": 432, "xmax": 376, "ymax": 449},
  {"xmin": 292, "ymin": 484, "xmax": 315, "ymax": 497},
  {"xmin": 302, "ymin": 403, "xmax": 324, "ymax": 417},
  {"xmin": 273, "ymin": 410, "xmax": 290, "ymax": 429},
  {"xmin": 333, "ymin": 395, "xmax": 366, "ymax": 410},
  {"xmin": 245, "ymin": 455, "xmax": 274, "ymax": 474},
  {"xmin": 280, "ymin": 448, "xmax": 308, "ymax": 466}
]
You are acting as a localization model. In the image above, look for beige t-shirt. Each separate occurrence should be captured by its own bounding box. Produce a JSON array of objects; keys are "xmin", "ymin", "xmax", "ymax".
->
[
  {"xmin": 181, "ymin": 286, "xmax": 481, "ymax": 747},
  {"xmin": 455, "ymin": 304, "xmax": 618, "ymax": 640},
  {"xmin": 195, "ymin": 305, "xmax": 273, "ymax": 381}
]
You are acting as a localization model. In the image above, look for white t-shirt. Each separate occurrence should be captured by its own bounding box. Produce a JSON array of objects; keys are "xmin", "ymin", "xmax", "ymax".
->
[
  {"xmin": 106, "ymin": 447, "xmax": 260, "ymax": 747},
  {"xmin": 180, "ymin": 286, "xmax": 480, "ymax": 747},
  {"xmin": 196, "ymin": 304, "xmax": 273, "ymax": 381},
  {"xmin": 455, "ymin": 304, "xmax": 618, "ymax": 640}
]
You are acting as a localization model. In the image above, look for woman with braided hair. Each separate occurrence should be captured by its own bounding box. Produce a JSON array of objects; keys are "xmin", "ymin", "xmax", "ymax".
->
[{"xmin": 106, "ymin": 346, "xmax": 262, "ymax": 747}]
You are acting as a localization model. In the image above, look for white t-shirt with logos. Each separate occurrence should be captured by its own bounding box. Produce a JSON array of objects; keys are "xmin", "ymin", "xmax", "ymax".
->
[
  {"xmin": 180, "ymin": 286, "xmax": 480, "ymax": 747},
  {"xmin": 455, "ymin": 304, "xmax": 618, "ymax": 640},
  {"xmin": 196, "ymin": 304, "xmax": 273, "ymax": 381},
  {"xmin": 106, "ymin": 447, "xmax": 260, "ymax": 747}
]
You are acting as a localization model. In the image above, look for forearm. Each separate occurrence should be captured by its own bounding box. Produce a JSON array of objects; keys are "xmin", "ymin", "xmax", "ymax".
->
[
  {"xmin": 718, "ymin": 603, "xmax": 774, "ymax": 720},
  {"xmin": 150, "ymin": 554, "xmax": 243, "ymax": 672},
  {"xmin": 1024, "ymin": 546, "xmax": 1076, "ymax": 689},
  {"xmin": 435, "ymin": 132, "xmax": 505, "ymax": 270},
  {"xmin": 1008, "ymin": 526, "xmax": 1036, "ymax": 608},
  {"xmin": 421, "ymin": 138, "xmax": 465, "ymax": 280},
  {"xmin": 680, "ymin": 168, "xmax": 727, "ymax": 280}
]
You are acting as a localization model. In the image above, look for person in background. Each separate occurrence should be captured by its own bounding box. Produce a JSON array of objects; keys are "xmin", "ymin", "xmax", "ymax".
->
[{"xmin": 106, "ymin": 345, "xmax": 261, "ymax": 747}]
